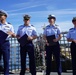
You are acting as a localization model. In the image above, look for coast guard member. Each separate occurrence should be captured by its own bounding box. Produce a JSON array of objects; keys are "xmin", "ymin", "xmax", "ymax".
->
[
  {"xmin": 43, "ymin": 15, "xmax": 62, "ymax": 75},
  {"xmin": 66, "ymin": 17, "xmax": 76, "ymax": 75},
  {"xmin": 16, "ymin": 14, "xmax": 37, "ymax": 75},
  {"xmin": 0, "ymin": 10, "xmax": 16, "ymax": 75}
]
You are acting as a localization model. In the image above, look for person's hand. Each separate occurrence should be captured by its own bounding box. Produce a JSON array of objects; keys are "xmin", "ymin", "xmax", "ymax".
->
[
  {"xmin": 45, "ymin": 40, "xmax": 49, "ymax": 46},
  {"xmin": 7, "ymin": 31, "xmax": 13, "ymax": 35},
  {"xmin": 53, "ymin": 39, "xmax": 58, "ymax": 42},
  {"xmin": 16, "ymin": 35, "xmax": 20, "ymax": 39},
  {"xmin": 46, "ymin": 42, "xmax": 49, "ymax": 46},
  {"xmin": 27, "ymin": 36, "xmax": 33, "ymax": 41}
]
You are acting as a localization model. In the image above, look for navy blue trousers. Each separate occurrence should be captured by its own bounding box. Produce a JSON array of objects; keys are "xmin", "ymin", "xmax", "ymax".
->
[
  {"xmin": 0, "ymin": 41, "xmax": 10, "ymax": 75},
  {"xmin": 45, "ymin": 42, "xmax": 62, "ymax": 75},
  {"xmin": 70, "ymin": 42, "xmax": 76, "ymax": 75},
  {"xmin": 20, "ymin": 43, "xmax": 36, "ymax": 75}
]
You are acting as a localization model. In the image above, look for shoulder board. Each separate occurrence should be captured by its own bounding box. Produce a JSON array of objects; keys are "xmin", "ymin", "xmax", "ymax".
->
[
  {"xmin": 8, "ymin": 22, "xmax": 11, "ymax": 24},
  {"xmin": 69, "ymin": 28, "xmax": 74, "ymax": 30},
  {"xmin": 31, "ymin": 25, "xmax": 34, "ymax": 27},
  {"xmin": 55, "ymin": 24, "xmax": 59, "ymax": 28},
  {"xmin": 19, "ymin": 25, "xmax": 24, "ymax": 27},
  {"xmin": 54, "ymin": 24, "xmax": 60, "ymax": 28},
  {"xmin": 55, "ymin": 24, "xmax": 59, "ymax": 26},
  {"xmin": 46, "ymin": 26, "xmax": 50, "ymax": 29}
]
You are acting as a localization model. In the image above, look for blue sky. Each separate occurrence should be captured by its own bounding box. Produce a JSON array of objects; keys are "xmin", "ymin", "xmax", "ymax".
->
[{"xmin": 0, "ymin": 0, "xmax": 76, "ymax": 34}]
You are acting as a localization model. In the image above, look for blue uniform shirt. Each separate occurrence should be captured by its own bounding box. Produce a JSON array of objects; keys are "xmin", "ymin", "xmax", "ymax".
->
[
  {"xmin": 43, "ymin": 25, "xmax": 61, "ymax": 38},
  {"xmin": 66, "ymin": 28, "xmax": 76, "ymax": 40},
  {"xmin": 0, "ymin": 22, "xmax": 14, "ymax": 40},
  {"xmin": 17, "ymin": 24, "xmax": 37, "ymax": 37}
]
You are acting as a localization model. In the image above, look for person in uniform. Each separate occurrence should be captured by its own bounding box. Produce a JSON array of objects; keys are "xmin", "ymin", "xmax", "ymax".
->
[
  {"xmin": 66, "ymin": 17, "xmax": 76, "ymax": 75},
  {"xmin": 0, "ymin": 10, "xmax": 16, "ymax": 75},
  {"xmin": 16, "ymin": 14, "xmax": 37, "ymax": 75},
  {"xmin": 43, "ymin": 15, "xmax": 62, "ymax": 75}
]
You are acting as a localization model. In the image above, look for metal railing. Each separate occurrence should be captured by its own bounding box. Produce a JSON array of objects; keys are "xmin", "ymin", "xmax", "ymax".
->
[{"xmin": 0, "ymin": 32, "xmax": 72, "ymax": 74}]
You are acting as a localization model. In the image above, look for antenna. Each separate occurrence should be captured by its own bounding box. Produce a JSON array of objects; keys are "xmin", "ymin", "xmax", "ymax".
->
[{"xmin": 42, "ymin": 24, "xmax": 46, "ymax": 30}]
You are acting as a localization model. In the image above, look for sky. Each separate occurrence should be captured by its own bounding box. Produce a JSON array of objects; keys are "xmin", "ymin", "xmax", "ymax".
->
[{"xmin": 0, "ymin": 0, "xmax": 76, "ymax": 34}]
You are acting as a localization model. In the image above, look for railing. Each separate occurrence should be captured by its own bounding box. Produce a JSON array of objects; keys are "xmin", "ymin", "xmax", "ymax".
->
[
  {"xmin": 35, "ymin": 32, "xmax": 72, "ymax": 72},
  {"xmin": 0, "ymin": 32, "xmax": 72, "ymax": 74}
]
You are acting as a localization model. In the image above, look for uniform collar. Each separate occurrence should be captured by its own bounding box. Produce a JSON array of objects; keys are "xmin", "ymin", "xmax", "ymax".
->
[
  {"xmin": 0, "ymin": 22, "xmax": 8, "ymax": 25},
  {"xmin": 24, "ymin": 24, "xmax": 31, "ymax": 27},
  {"xmin": 49, "ymin": 24, "xmax": 55, "ymax": 27}
]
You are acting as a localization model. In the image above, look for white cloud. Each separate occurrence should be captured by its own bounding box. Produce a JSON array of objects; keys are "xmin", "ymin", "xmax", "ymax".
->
[
  {"xmin": 8, "ymin": 8, "xmax": 76, "ymax": 17},
  {"xmin": 11, "ymin": 0, "xmax": 47, "ymax": 8},
  {"xmin": 7, "ymin": 4, "xmax": 46, "ymax": 13},
  {"xmin": 1, "ymin": 0, "xmax": 76, "ymax": 34}
]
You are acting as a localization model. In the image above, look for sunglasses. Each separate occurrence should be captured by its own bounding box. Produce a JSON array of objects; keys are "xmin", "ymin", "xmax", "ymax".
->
[{"xmin": 72, "ymin": 20, "xmax": 76, "ymax": 22}]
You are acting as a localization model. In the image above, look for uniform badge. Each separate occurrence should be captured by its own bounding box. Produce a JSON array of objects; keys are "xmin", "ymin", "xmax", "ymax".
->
[{"xmin": 5, "ymin": 26, "xmax": 10, "ymax": 28}]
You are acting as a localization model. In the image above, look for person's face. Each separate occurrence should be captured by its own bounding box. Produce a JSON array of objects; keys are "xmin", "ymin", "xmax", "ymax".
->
[
  {"xmin": 72, "ymin": 21, "xmax": 76, "ymax": 27},
  {"xmin": 0, "ymin": 15, "xmax": 6, "ymax": 22},
  {"xmin": 48, "ymin": 18, "xmax": 55, "ymax": 25},
  {"xmin": 24, "ymin": 19, "xmax": 30, "ymax": 25}
]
